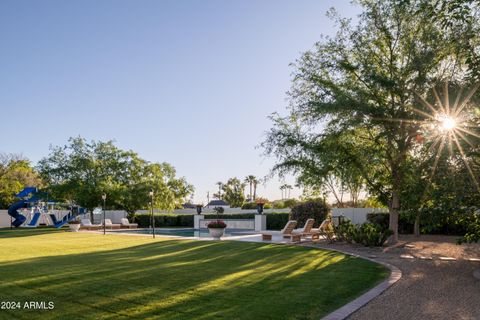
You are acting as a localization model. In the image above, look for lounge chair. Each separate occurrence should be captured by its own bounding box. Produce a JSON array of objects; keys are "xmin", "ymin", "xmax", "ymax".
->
[
  {"xmin": 261, "ymin": 220, "xmax": 299, "ymax": 242},
  {"xmin": 291, "ymin": 219, "xmax": 316, "ymax": 240},
  {"xmin": 310, "ymin": 219, "xmax": 333, "ymax": 242},
  {"xmin": 103, "ymin": 219, "xmax": 121, "ymax": 229},
  {"xmin": 120, "ymin": 218, "xmax": 138, "ymax": 229},
  {"xmin": 80, "ymin": 219, "xmax": 102, "ymax": 230}
]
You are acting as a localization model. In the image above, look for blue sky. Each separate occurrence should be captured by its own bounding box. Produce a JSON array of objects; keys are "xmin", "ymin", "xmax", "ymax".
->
[{"xmin": 0, "ymin": 0, "xmax": 360, "ymax": 203}]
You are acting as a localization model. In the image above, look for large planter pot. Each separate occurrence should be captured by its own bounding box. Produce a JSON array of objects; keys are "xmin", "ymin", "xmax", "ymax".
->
[
  {"xmin": 69, "ymin": 223, "xmax": 81, "ymax": 232},
  {"xmin": 208, "ymin": 228, "xmax": 225, "ymax": 240}
]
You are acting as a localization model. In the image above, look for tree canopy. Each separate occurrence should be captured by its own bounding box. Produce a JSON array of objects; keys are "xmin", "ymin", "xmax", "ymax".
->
[
  {"xmin": 263, "ymin": 0, "xmax": 480, "ymax": 242},
  {"xmin": 0, "ymin": 154, "xmax": 43, "ymax": 208}
]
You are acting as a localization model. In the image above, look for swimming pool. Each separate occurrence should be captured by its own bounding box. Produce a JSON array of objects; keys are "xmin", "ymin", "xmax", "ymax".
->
[{"xmin": 112, "ymin": 228, "xmax": 256, "ymax": 238}]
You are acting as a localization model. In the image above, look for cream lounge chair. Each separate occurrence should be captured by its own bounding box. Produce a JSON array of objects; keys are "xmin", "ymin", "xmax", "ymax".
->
[
  {"xmin": 310, "ymin": 219, "xmax": 333, "ymax": 242},
  {"xmin": 291, "ymin": 219, "xmax": 317, "ymax": 240},
  {"xmin": 120, "ymin": 218, "xmax": 138, "ymax": 229},
  {"xmin": 80, "ymin": 219, "xmax": 102, "ymax": 230},
  {"xmin": 103, "ymin": 219, "xmax": 121, "ymax": 229},
  {"xmin": 261, "ymin": 220, "xmax": 298, "ymax": 242}
]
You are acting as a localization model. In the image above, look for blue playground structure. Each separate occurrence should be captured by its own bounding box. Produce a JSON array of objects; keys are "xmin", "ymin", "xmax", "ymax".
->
[{"xmin": 7, "ymin": 187, "xmax": 83, "ymax": 228}]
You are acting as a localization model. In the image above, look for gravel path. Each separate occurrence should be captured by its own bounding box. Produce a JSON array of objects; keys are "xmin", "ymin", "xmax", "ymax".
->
[{"xmin": 308, "ymin": 235, "xmax": 480, "ymax": 320}]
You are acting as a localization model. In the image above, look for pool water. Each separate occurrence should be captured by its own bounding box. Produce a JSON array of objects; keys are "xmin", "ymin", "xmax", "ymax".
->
[{"xmin": 113, "ymin": 228, "xmax": 255, "ymax": 238}]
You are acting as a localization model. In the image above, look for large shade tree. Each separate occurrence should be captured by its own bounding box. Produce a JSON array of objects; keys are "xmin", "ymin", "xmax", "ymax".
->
[{"xmin": 263, "ymin": 0, "xmax": 480, "ymax": 242}]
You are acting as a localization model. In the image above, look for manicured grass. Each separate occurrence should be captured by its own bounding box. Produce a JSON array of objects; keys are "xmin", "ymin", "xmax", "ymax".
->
[{"xmin": 0, "ymin": 228, "xmax": 388, "ymax": 320}]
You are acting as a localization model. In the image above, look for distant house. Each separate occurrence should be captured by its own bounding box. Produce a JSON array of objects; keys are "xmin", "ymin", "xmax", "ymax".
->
[{"xmin": 206, "ymin": 199, "xmax": 229, "ymax": 208}]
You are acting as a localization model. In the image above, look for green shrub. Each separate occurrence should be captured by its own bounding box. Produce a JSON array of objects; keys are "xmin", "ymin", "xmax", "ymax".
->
[
  {"xmin": 334, "ymin": 220, "xmax": 356, "ymax": 243},
  {"xmin": 457, "ymin": 211, "xmax": 480, "ymax": 244},
  {"xmin": 241, "ymin": 202, "xmax": 257, "ymax": 210},
  {"xmin": 271, "ymin": 200, "xmax": 286, "ymax": 209},
  {"xmin": 335, "ymin": 219, "xmax": 392, "ymax": 247},
  {"xmin": 366, "ymin": 212, "xmax": 413, "ymax": 234},
  {"xmin": 290, "ymin": 199, "xmax": 329, "ymax": 228},
  {"xmin": 241, "ymin": 201, "xmax": 273, "ymax": 210},
  {"xmin": 357, "ymin": 223, "xmax": 393, "ymax": 247},
  {"xmin": 204, "ymin": 213, "xmax": 255, "ymax": 220},
  {"xmin": 266, "ymin": 213, "xmax": 290, "ymax": 230},
  {"xmin": 367, "ymin": 209, "xmax": 477, "ymax": 236},
  {"xmin": 133, "ymin": 214, "xmax": 194, "ymax": 228},
  {"xmin": 283, "ymin": 199, "xmax": 298, "ymax": 208}
]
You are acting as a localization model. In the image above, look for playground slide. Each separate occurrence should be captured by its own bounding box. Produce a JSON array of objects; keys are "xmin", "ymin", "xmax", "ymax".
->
[
  {"xmin": 25, "ymin": 212, "xmax": 41, "ymax": 228},
  {"xmin": 7, "ymin": 200, "xmax": 28, "ymax": 227},
  {"xmin": 49, "ymin": 213, "xmax": 73, "ymax": 228}
]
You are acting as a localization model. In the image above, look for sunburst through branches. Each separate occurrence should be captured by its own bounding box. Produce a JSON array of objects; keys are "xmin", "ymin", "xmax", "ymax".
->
[{"xmin": 413, "ymin": 82, "xmax": 480, "ymax": 192}]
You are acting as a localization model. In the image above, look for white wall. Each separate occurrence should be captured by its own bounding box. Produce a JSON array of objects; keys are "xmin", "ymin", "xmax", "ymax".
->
[
  {"xmin": 332, "ymin": 208, "xmax": 388, "ymax": 225},
  {"xmin": 0, "ymin": 210, "xmax": 10, "ymax": 227},
  {"xmin": 136, "ymin": 208, "xmax": 290, "ymax": 215}
]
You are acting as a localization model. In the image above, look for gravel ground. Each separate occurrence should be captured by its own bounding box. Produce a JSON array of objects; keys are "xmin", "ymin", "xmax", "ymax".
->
[{"xmin": 307, "ymin": 235, "xmax": 480, "ymax": 320}]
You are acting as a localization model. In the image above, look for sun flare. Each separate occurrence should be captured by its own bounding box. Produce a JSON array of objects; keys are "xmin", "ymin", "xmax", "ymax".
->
[
  {"xmin": 438, "ymin": 115, "xmax": 457, "ymax": 131},
  {"xmin": 412, "ymin": 82, "xmax": 480, "ymax": 192}
]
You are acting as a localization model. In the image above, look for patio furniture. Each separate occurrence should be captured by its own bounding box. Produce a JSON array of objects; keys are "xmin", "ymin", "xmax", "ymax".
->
[
  {"xmin": 120, "ymin": 218, "xmax": 138, "ymax": 229},
  {"xmin": 292, "ymin": 219, "xmax": 316, "ymax": 240},
  {"xmin": 261, "ymin": 220, "xmax": 298, "ymax": 242},
  {"xmin": 311, "ymin": 219, "xmax": 334, "ymax": 242},
  {"xmin": 80, "ymin": 219, "xmax": 102, "ymax": 230},
  {"xmin": 103, "ymin": 219, "xmax": 121, "ymax": 229}
]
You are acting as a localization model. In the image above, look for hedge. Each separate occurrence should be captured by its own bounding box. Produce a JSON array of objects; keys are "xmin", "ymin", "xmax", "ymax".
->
[
  {"xmin": 366, "ymin": 211, "xmax": 470, "ymax": 235},
  {"xmin": 266, "ymin": 213, "xmax": 289, "ymax": 230},
  {"xmin": 133, "ymin": 214, "xmax": 194, "ymax": 228},
  {"xmin": 204, "ymin": 213, "xmax": 255, "ymax": 220}
]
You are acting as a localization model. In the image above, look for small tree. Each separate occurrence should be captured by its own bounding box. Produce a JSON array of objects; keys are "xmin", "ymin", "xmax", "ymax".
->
[
  {"xmin": 222, "ymin": 178, "xmax": 246, "ymax": 208},
  {"xmin": 0, "ymin": 154, "xmax": 43, "ymax": 208}
]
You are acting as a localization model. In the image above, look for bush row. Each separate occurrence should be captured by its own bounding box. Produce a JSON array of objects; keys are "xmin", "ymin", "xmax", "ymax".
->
[
  {"xmin": 240, "ymin": 202, "xmax": 273, "ymax": 210},
  {"xmin": 367, "ymin": 210, "xmax": 475, "ymax": 236},
  {"xmin": 133, "ymin": 214, "xmax": 194, "ymax": 228}
]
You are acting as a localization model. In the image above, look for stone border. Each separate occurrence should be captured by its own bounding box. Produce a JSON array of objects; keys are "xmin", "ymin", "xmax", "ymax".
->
[{"xmin": 319, "ymin": 249, "xmax": 402, "ymax": 320}]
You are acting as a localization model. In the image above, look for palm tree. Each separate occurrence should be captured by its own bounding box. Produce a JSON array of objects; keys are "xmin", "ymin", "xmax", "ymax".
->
[
  {"xmin": 244, "ymin": 175, "xmax": 256, "ymax": 202},
  {"xmin": 216, "ymin": 181, "xmax": 223, "ymax": 199},
  {"xmin": 285, "ymin": 184, "xmax": 293, "ymax": 199},
  {"xmin": 279, "ymin": 184, "xmax": 286, "ymax": 200},
  {"xmin": 252, "ymin": 177, "xmax": 259, "ymax": 201}
]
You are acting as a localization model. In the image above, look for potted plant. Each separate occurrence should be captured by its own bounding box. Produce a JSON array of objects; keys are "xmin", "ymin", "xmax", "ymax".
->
[
  {"xmin": 68, "ymin": 218, "xmax": 81, "ymax": 232},
  {"xmin": 207, "ymin": 219, "xmax": 227, "ymax": 240},
  {"xmin": 256, "ymin": 200, "xmax": 266, "ymax": 215}
]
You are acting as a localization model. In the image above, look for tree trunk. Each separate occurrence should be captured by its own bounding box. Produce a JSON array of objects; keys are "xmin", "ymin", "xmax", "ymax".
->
[
  {"xmin": 389, "ymin": 191, "xmax": 400, "ymax": 244},
  {"xmin": 253, "ymin": 183, "xmax": 257, "ymax": 200},
  {"xmin": 414, "ymin": 213, "xmax": 420, "ymax": 237}
]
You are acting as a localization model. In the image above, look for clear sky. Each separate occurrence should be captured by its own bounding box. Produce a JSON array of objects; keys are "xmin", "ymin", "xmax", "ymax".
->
[{"xmin": 0, "ymin": 0, "xmax": 360, "ymax": 203}]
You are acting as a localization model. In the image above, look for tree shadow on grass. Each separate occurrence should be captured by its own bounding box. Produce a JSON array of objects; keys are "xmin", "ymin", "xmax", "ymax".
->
[
  {"xmin": 0, "ymin": 239, "xmax": 388, "ymax": 320},
  {"xmin": 0, "ymin": 227, "xmax": 66, "ymax": 239}
]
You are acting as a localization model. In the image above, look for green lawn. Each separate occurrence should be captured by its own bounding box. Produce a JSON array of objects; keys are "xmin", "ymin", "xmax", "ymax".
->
[{"xmin": 0, "ymin": 228, "xmax": 388, "ymax": 320}]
